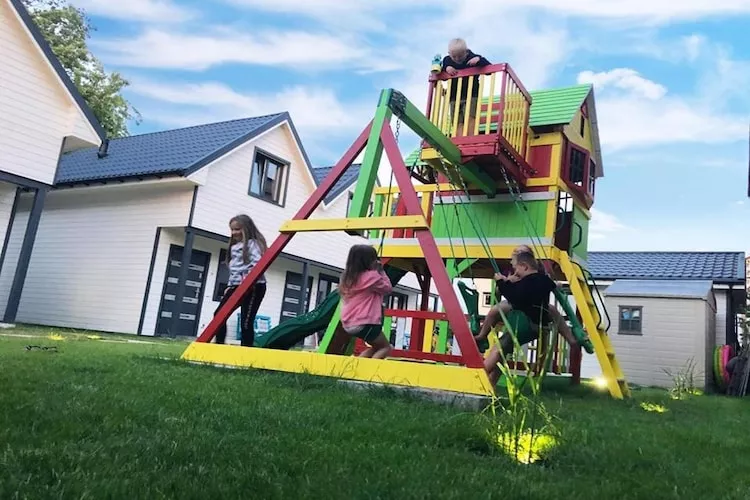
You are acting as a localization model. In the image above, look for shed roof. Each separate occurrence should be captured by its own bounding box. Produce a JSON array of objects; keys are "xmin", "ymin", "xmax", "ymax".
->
[
  {"xmin": 603, "ymin": 279, "xmax": 714, "ymax": 300},
  {"xmin": 588, "ymin": 252, "xmax": 746, "ymax": 285}
]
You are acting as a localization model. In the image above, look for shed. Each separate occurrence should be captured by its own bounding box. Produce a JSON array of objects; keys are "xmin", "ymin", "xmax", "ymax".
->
[{"xmin": 603, "ymin": 279, "xmax": 717, "ymax": 390}]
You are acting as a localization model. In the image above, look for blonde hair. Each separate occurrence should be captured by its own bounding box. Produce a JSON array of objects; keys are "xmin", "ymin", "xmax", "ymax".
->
[{"xmin": 448, "ymin": 38, "xmax": 467, "ymax": 52}]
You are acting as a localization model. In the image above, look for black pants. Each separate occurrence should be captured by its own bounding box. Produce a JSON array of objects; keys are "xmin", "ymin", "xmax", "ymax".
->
[{"xmin": 214, "ymin": 282, "xmax": 267, "ymax": 347}]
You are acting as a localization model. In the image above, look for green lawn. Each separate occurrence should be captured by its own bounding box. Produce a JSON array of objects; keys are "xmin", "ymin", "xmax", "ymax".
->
[{"xmin": 1, "ymin": 326, "xmax": 748, "ymax": 499}]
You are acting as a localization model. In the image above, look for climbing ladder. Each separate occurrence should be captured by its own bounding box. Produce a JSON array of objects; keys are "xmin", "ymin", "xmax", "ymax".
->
[{"xmin": 556, "ymin": 251, "xmax": 630, "ymax": 399}]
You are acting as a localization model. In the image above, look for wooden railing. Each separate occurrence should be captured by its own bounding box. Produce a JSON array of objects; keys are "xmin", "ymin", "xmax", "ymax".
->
[{"xmin": 425, "ymin": 63, "xmax": 532, "ymax": 160}]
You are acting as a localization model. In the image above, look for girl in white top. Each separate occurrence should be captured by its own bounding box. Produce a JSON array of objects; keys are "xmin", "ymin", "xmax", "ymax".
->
[{"xmin": 213, "ymin": 214, "xmax": 267, "ymax": 347}]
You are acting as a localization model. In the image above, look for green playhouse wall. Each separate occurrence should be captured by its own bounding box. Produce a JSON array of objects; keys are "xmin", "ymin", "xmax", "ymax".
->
[{"xmin": 431, "ymin": 199, "xmax": 549, "ymax": 240}]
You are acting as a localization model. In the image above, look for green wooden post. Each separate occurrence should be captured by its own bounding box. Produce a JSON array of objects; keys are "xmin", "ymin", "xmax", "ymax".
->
[
  {"xmin": 349, "ymin": 89, "xmax": 392, "ymax": 219},
  {"xmin": 319, "ymin": 91, "xmax": 392, "ymax": 353}
]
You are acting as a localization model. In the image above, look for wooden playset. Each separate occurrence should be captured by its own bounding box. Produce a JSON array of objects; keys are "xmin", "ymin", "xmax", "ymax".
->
[{"xmin": 181, "ymin": 62, "xmax": 631, "ymax": 400}]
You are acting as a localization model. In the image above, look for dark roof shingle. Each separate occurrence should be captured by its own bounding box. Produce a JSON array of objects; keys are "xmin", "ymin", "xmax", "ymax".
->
[
  {"xmin": 310, "ymin": 164, "xmax": 362, "ymax": 205},
  {"xmin": 56, "ymin": 114, "xmax": 286, "ymax": 184},
  {"xmin": 588, "ymin": 252, "xmax": 746, "ymax": 284}
]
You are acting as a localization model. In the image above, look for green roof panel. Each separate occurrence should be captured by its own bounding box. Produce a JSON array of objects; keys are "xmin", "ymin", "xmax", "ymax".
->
[{"xmin": 528, "ymin": 84, "xmax": 592, "ymax": 127}]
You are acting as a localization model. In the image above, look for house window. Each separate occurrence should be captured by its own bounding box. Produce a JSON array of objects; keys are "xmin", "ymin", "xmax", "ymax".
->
[
  {"xmin": 579, "ymin": 116, "xmax": 586, "ymax": 138},
  {"xmin": 249, "ymin": 150, "xmax": 289, "ymax": 205},
  {"xmin": 483, "ymin": 292, "xmax": 492, "ymax": 306},
  {"xmin": 213, "ymin": 248, "xmax": 229, "ymax": 301},
  {"xmin": 588, "ymin": 159, "xmax": 596, "ymax": 195},
  {"xmin": 618, "ymin": 306, "xmax": 643, "ymax": 335}
]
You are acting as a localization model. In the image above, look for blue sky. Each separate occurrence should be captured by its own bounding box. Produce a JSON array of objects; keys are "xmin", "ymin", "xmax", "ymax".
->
[{"xmin": 70, "ymin": 0, "xmax": 750, "ymax": 253}]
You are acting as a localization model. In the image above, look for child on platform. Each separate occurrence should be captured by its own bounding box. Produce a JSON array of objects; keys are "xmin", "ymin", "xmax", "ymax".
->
[
  {"xmin": 213, "ymin": 214, "xmax": 267, "ymax": 347},
  {"xmin": 339, "ymin": 245, "xmax": 394, "ymax": 359},
  {"xmin": 479, "ymin": 250, "xmax": 577, "ymax": 385}
]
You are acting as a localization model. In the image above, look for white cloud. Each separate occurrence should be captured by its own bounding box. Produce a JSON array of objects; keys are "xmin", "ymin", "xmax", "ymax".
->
[
  {"xmin": 577, "ymin": 68, "xmax": 748, "ymax": 151},
  {"xmin": 578, "ymin": 68, "xmax": 667, "ymax": 100},
  {"xmin": 589, "ymin": 209, "xmax": 629, "ymax": 241},
  {"xmin": 71, "ymin": 0, "xmax": 193, "ymax": 22},
  {"xmin": 129, "ymin": 80, "xmax": 373, "ymax": 139},
  {"xmin": 222, "ymin": 0, "xmax": 750, "ymax": 26},
  {"xmin": 92, "ymin": 28, "xmax": 370, "ymax": 71}
]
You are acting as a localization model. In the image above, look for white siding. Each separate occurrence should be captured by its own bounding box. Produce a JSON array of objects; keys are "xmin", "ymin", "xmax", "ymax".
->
[
  {"xmin": 0, "ymin": 181, "xmax": 193, "ymax": 332},
  {"xmin": 604, "ymin": 296, "xmax": 709, "ymax": 389},
  {"xmin": 190, "ymin": 122, "xmax": 427, "ymax": 294},
  {"xmin": 191, "ymin": 123, "xmax": 365, "ymax": 269},
  {"xmin": 0, "ymin": 0, "xmax": 99, "ymax": 185},
  {"xmin": 0, "ymin": 182, "xmax": 16, "ymax": 253}
]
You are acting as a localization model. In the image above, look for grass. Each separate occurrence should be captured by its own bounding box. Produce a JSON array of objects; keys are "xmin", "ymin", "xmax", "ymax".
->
[{"xmin": 1, "ymin": 326, "xmax": 748, "ymax": 499}]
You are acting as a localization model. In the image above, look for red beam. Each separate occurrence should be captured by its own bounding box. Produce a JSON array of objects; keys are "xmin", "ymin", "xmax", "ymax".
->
[
  {"xmin": 196, "ymin": 122, "xmax": 373, "ymax": 343},
  {"xmin": 380, "ymin": 123, "xmax": 485, "ymax": 369},
  {"xmin": 390, "ymin": 349, "xmax": 464, "ymax": 364},
  {"xmin": 385, "ymin": 309, "xmax": 447, "ymax": 320}
]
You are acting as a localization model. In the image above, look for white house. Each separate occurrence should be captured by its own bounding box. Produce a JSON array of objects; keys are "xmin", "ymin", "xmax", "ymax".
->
[
  {"xmin": 0, "ymin": 0, "xmax": 105, "ymax": 323},
  {"xmin": 0, "ymin": 111, "xmax": 435, "ymax": 344}
]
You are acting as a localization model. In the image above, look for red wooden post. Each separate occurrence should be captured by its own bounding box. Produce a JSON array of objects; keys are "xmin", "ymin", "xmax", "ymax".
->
[
  {"xmin": 196, "ymin": 122, "xmax": 373, "ymax": 343},
  {"xmin": 380, "ymin": 123, "xmax": 484, "ymax": 369}
]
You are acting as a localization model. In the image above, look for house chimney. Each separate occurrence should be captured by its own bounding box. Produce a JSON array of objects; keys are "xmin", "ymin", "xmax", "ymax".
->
[{"xmin": 97, "ymin": 138, "xmax": 110, "ymax": 159}]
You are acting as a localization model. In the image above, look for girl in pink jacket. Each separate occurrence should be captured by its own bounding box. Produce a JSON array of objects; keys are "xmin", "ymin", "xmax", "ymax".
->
[{"xmin": 339, "ymin": 244, "xmax": 393, "ymax": 359}]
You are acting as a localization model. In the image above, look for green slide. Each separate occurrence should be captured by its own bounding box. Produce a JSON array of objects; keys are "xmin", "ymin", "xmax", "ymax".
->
[
  {"xmin": 553, "ymin": 288, "xmax": 595, "ymax": 354},
  {"xmin": 255, "ymin": 265, "xmax": 409, "ymax": 350}
]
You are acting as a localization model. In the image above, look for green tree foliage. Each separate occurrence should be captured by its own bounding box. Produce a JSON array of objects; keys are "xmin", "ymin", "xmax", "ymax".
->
[{"xmin": 21, "ymin": 0, "xmax": 140, "ymax": 137}]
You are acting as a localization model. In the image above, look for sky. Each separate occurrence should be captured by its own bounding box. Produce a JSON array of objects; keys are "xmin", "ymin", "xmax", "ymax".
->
[{"xmin": 69, "ymin": 0, "xmax": 750, "ymax": 253}]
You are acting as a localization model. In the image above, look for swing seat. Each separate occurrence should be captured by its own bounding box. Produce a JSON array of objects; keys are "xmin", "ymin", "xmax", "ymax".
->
[{"xmin": 456, "ymin": 281, "xmax": 490, "ymax": 352}]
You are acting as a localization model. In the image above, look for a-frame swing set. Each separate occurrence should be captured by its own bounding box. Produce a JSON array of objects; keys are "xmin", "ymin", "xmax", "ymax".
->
[{"xmin": 182, "ymin": 66, "xmax": 631, "ymax": 400}]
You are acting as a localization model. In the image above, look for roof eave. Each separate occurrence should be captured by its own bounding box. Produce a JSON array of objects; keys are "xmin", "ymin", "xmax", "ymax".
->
[{"xmin": 9, "ymin": 0, "xmax": 106, "ymax": 142}]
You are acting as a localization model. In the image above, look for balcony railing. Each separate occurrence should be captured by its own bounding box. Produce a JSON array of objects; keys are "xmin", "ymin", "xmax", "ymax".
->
[{"xmin": 425, "ymin": 63, "xmax": 532, "ymax": 160}]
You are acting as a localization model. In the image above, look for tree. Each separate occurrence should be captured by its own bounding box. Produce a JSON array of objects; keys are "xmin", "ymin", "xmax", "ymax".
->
[{"xmin": 21, "ymin": 0, "xmax": 140, "ymax": 137}]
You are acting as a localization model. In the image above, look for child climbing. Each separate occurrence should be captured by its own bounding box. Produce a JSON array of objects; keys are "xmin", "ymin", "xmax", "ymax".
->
[
  {"xmin": 339, "ymin": 244, "xmax": 394, "ymax": 359},
  {"xmin": 213, "ymin": 214, "xmax": 267, "ymax": 347},
  {"xmin": 479, "ymin": 250, "xmax": 577, "ymax": 385}
]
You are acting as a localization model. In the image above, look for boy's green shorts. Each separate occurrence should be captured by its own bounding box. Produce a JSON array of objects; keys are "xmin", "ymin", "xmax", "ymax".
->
[{"xmin": 501, "ymin": 309, "xmax": 538, "ymax": 346}]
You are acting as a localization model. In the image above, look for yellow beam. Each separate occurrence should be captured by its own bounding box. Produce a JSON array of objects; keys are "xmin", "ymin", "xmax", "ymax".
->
[
  {"xmin": 279, "ymin": 216, "xmax": 429, "ymax": 233},
  {"xmin": 181, "ymin": 342, "xmax": 495, "ymax": 397},
  {"xmin": 374, "ymin": 183, "xmax": 455, "ymax": 195},
  {"xmin": 379, "ymin": 244, "xmax": 558, "ymax": 260}
]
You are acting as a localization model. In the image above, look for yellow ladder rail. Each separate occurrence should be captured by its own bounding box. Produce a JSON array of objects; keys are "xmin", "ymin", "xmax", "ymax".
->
[{"xmin": 556, "ymin": 251, "xmax": 631, "ymax": 399}]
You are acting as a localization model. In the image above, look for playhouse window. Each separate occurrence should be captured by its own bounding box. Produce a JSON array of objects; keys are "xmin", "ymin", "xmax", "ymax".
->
[
  {"xmin": 249, "ymin": 150, "xmax": 289, "ymax": 205},
  {"xmin": 588, "ymin": 159, "xmax": 596, "ymax": 195},
  {"xmin": 568, "ymin": 147, "xmax": 587, "ymax": 188}
]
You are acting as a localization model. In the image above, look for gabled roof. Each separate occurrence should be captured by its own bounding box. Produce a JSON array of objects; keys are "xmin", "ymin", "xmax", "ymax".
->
[
  {"xmin": 528, "ymin": 84, "xmax": 592, "ymax": 127},
  {"xmin": 8, "ymin": 0, "xmax": 105, "ymax": 141},
  {"xmin": 604, "ymin": 279, "xmax": 714, "ymax": 301},
  {"xmin": 310, "ymin": 164, "xmax": 362, "ymax": 205},
  {"xmin": 55, "ymin": 113, "xmax": 289, "ymax": 185},
  {"xmin": 588, "ymin": 252, "xmax": 746, "ymax": 285}
]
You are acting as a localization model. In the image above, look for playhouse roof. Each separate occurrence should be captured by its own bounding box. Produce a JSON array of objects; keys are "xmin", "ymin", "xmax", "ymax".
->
[{"xmin": 528, "ymin": 84, "xmax": 593, "ymax": 127}]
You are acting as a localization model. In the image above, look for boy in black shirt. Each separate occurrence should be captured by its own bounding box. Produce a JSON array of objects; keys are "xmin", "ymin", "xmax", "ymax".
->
[
  {"xmin": 479, "ymin": 251, "xmax": 573, "ymax": 385},
  {"xmin": 441, "ymin": 38, "xmax": 491, "ymax": 135}
]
